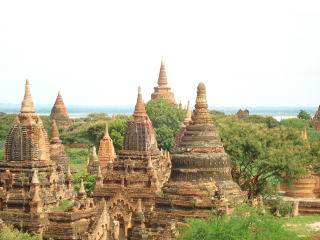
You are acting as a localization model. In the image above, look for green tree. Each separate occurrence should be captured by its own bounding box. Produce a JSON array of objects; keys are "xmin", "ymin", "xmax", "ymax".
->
[
  {"xmin": 73, "ymin": 172, "xmax": 96, "ymax": 193},
  {"xmin": 280, "ymin": 118, "xmax": 307, "ymax": 131},
  {"xmin": 87, "ymin": 119, "xmax": 129, "ymax": 153},
  {"xmin": 216, "ymin": 116, "xmax": 312, "ymax": 198},
  {"xmin": 298, "ymin": 109, "xmax": 311, "ymax": 120},
  {"xmin": 145, "ymin": 99, "xmax": 184, "ymax": 152},
  {"xmin": 178, "ymin": 205, "xmax": 308, "ymax": 240}
]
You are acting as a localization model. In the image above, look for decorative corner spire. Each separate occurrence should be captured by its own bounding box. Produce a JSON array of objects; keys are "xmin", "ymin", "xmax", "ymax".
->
[
  {"xmin": 97, "ymin": 165, "xmax": 102, "ymax": 178},
  {"xmin": 67, "ymin": 165, "xmax": 72, "ymax": 179},
  {"xmin": 137, "ymin": 198, "xmax": 143, "ymax": 213},
  {"xmin": 192, "ymin": 82, "xmax": 213, "ymax": 125},
  {"xmin": 133, "ymin": 86, "xmax": 148, "ymax": 120},
  {"xmin": 79, "ymin": 179, "xmax": 86, "ymax": 196},
  {"xmin": 32, "ymin": 185, "xmax": 41, "ymax": 202},
  {"xmin": 31, "ymin": 169, "xmax": 40, "ymax": 184},
  {"xmin": 184, "ymin": 100, "xmax": 192, "ymax": 124},
  {"xmin": 158, "ymin": 60, "xmax": 168, "ymax": 87},
  {"xmin": 50, "ymin": 120, "xmax": 61, "ymax": 142},
  {"xmin": 20, "ymin": 79, "xmax": 35, "ymax": 113},
  {"xmin": 92, "ymin": 146, "xmax": 97, "ymax": 157}
]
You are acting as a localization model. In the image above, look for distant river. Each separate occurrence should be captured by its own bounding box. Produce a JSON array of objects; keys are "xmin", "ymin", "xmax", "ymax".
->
[{"xmin": 0, "ymin": 104, "xmax": 317, "ymax": 121}]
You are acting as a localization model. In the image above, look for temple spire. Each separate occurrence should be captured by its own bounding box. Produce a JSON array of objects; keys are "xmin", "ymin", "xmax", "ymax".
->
[
  {"xmin": 78, "ymin": 179, "xmax": 86, "ymax": 198},
  {"xmin": 192, "ymin": 82, "xmax": 213, "ymax": 125},
  {"xmin": 31, "ymin": 169, "xmax": 40, "ymax": 184},
  {"xmin": 158, "ymin": 60, "xmax": 168, "ymax": 87},
  {"xmin": 50, "ymin": 120, "xmax": 61, "ymax": 143},
  {"xmin": 104, "ymin": 123, "xmax": 110, "ymax": 138},
  {"xmin": 184, "ymin": 101, "xmax": 192, "ymax": 124},
  {"xmin": 20, "ymin": 79, "xmax": 35, "ymax": 114},
  {"xmin": 133, "ymin": 87, "xmax": 148, "ymax": 120}
]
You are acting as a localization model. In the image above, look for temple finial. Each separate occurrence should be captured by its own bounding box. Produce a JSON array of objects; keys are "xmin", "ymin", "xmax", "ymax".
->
[
  {"xmin": 184, "ymin": 100, "xmax": 192, "ymax": 124},
  {"xmin": 133, "ymin": 86, "xmax": 147, "ymax": 119},
  {"xmin": 20, "ymin": 79, "xmax": 35, "ymax": 113},
  {"xmin": 192, "ymin": 82, "xmax": 213, "ymax": 125},
  {"xmin": 158, "ymin": 60, "xmax": 168, "ymax": 87},
  {"xmin": 104, "ymin": 123, "xmax": 110, "ymax": 138}
]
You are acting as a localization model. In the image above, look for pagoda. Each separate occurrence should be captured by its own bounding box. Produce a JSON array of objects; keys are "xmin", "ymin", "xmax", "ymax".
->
[
  {"xmin": 236, "ymin": 109, "xmax": 249, "ymax": 119},
  {"xmin": 313, "ymin": 105, "xmax": 320, "ymax": 131},
  {"xmin": 50, "ymin": 91, "xmax": 71, "ymax": 129},
  {"xmin": 93, "ymin": 87, "xmax": 171, "ymax": 239},
  {"xmin": 0, "ymin": 80, "xmax": 74, "ymax": 235},
  {"xmin": 151, "ymin": 61, "xmax": 177, "ymax": 105},
  {"xmin": 141, "ymin": 82, "xmax": 246, "ymax": 239},
  {"xmin": 98, "ymin": 124, "xmax": 116, "ymax": 172}
]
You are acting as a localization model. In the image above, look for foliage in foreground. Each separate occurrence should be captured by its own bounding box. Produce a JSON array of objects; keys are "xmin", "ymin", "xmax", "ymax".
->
[
  {"xmin": 0, "ymin": 226, "xmax": 41, "ymax": 240},
  {"xmin": 146, "ymin": 99, "xmax": 184, "ymax": 152},
  {"xmin": 215, "ymin": 115, "xmax": 314, "ymax": 198},
  {"xmin": 178, "ymin": 205, "xmax": 309, "ymax": 240}
]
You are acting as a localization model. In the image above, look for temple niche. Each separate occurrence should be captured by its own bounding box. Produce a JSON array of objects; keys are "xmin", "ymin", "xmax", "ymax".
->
[
  {"xmin": 93, "ymin": 87, "xmax": 171, "ymax": 239},
  {"xmin": 50, "ymin": 91, "xmax": 71, "ymax": 129},
  {"xmin": 137, "ymin": 82, "xmax": 246, "ymax": 240},
  {"xmin": 151, "ymin": 61, "xmax": 177, "ymax": 106},
  {"xmin": 313, "ymin": 105, "xmax": 320, "ymax": 131},
  {"xmin": 236, "ymin": 109, "xmax": 249, "ymax": 119}
]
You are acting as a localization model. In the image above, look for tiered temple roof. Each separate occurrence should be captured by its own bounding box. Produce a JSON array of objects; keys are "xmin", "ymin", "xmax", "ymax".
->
[
  {"xmin": 50, "ymin": 91, "xmax": 71, "ymax": 129},
  {"xmin": 151, "ymin": 61, "xmax": 177, "ymax": 105}
]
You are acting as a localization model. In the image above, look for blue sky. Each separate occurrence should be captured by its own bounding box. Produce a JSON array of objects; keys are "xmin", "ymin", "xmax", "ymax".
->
[{"xmin": 0, "ymin": 0, "xmax": 319, "ymax": 107}]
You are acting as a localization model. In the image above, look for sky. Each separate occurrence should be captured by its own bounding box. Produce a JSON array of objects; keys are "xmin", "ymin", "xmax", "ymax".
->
[{"xmin": 0, "ymin": 0, "xmax": 319, "ymax": 108}]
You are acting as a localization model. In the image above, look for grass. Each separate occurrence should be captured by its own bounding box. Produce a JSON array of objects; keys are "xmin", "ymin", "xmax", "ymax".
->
[
  {"xmin": 53, "ymin": 200, "xmax": 74, "ymax": 212},
  {"xmin": 285, "ymin": 215, "xmax": 320, "ymax": 237},
  {"xmin": 65, "ymin": 147, "xmax": 90, "ymax": 173}
]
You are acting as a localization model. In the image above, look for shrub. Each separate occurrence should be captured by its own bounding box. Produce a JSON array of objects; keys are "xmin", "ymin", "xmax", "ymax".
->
[{"xmin": 178, "ymin": 205, "xmax": 308, "ymax": 240}]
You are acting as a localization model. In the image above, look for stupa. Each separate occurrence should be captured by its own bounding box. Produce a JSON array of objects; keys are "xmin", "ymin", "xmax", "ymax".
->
[
  {"xmin": 151, "ymin": 61, "xmax": 177, "ymax": 105},
  {"xmin": 50, "ymin": 91, "xmax": 71, "ymax": 129},
  {"xmin": 140, "ymin": 82, "xmax": 245, "ymax": 239},
  {"xmin": 0, "ymin": 80, "xmax": 74, "ymax": 235}
]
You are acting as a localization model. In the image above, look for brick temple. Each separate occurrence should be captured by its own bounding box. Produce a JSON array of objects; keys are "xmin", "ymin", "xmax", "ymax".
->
[
  {"xmin": 1, "ymin": 80, "xmax": 248, "ymax": 240},
  {"xmin": 0, "ymin": 80, "xmax": 110, "ymax": 240}
]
